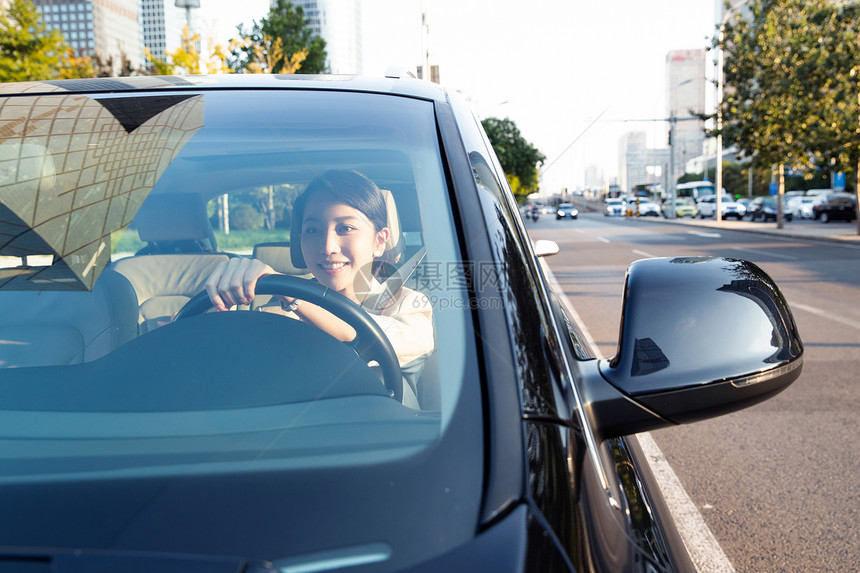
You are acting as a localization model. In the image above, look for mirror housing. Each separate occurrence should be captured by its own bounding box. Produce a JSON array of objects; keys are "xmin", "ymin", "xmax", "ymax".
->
[
  {"xmin": 533, "ymin": 239, "xmax": 559, "ymax": 258},
  {"xmin": 580, "ymin": 257, "xmax": 803, "ymax": 440}
]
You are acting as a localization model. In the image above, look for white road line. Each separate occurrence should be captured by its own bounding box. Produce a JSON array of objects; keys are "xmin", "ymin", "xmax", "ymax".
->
[
  {"xmin": 688, "ymin": 230, "xmax": 722, "ymax": 238},
  {"xmin": 636, "ymin": 433, "xmax": 736, "ymax": 573},
  {"xmin": 596, "ymin": 236, "xmax": 610, "ymax": 243},
  {"xmin": 540, "ymin": 261, "xmax": 734, "ymax": 572},
  {"xmin": 791, "ymin": 302, "xmax": 860, "ymax": 330},
  {"xmin": 632, "ymin": 249, "xmax": 657, "ymax": 258},
  {"xmin": 731, "ymin": 246, "xmax": 797, "ymax": 260}
]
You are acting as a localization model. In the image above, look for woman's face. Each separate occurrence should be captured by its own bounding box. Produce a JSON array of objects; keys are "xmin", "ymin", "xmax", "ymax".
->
[{"xmin": 300, "ymin": 191, "xmax": 389, "ymax": 302}]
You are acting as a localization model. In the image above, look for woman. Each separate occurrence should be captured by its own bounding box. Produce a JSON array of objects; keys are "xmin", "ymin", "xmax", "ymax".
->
[{"xmin": 204, "ymin": 170, "xmax": 434, "ymax": 407}]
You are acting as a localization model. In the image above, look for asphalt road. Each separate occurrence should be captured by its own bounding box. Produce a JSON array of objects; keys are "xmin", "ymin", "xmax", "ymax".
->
[{"xmin": 527, "ymin": 212, "xmax": 860, "ymax": 572}]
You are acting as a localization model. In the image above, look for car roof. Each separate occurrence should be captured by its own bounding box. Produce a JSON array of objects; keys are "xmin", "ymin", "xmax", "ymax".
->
[{"xmin": 0, "ymin": 73, "xmax": 449, "ymax": 102}]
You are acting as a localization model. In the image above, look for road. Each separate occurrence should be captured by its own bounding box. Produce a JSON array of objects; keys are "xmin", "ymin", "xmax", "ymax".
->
[{"xmin": 527, "ymin": 211, "xmax": 860, "ymax": 572}]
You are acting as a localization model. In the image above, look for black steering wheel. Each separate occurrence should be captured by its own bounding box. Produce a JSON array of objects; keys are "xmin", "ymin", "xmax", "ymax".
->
[{"xmin": 174, "ymin": 274, "xmax": 402, "ymax": 401}]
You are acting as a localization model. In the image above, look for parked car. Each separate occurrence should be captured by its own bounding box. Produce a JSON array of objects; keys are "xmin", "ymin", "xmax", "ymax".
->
[
  {"xmin": 786, "ymin": 196, "xmax": 817, "ymax": 220},
  {"xmin": 662, "ymin": 198, "xmax": 698, "ymax": 218},
  {"xmin": 696, "ymin": 194, "xmax": 746, "ymax": 220},
  {"xmin": 555, "ymin": 203, "xmax": 579, "ymax": 219},
  {"xmin": 634, "ymin": 200, "xmax": 661, "ymax": 217},
  {"xmin": 604, "ymin": 198, "xmax": 625, "ymax": 216},
  {"xmin": 813, "ymin": 193, "xmax": 858, "ymax": 223},
  {"xmin": 0, "ymin": 74, "xmax": 804, "ymax": 572},
  {"xmin": 747, "ymin": 196, "xmax": 794, "ymax": 222}
]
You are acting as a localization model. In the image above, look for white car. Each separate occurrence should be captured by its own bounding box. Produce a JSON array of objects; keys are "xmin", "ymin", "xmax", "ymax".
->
[
  {"xmin": 787, "ymin": 196, "xmax": 817, "ymax": 219},
  {"xmin": 696, "ymin": 195, "xmax": 745, "ymax": 220},
  {"xmin": 634, "ymin": 200, "xmax": 661, "ymax": 217},
  {"xmin": 604, "ymin": 198, "xmax": 624, "ymax": 216}
]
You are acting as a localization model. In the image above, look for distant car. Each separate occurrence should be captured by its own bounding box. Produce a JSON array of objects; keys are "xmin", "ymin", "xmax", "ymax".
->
[
  {"xmin": 805, "ymin": 188, "xmax": 832, "ymax": 198},
  {"xmin": 696, "ymin": 195, "xmax": 745, "ymax": 220},
  {"xmin": 813, "ymin": 194, "xmax": 857, "ymax": 223},
  {"xmin": 635, "ymin": 200, "xmax": 661, "ymax": 217},
  {"xmin": 604, "ymin": 198, "xmax": 624, "ymax": 216},
  {"xmin": 747, "ymin": 196, "xmax": 794, "ymax": 222},
  {"xmin": 787, "ymin": 196, "xmax": 817, "ymax": 220},
  {"xmin": 662, "ymin": 198, "xmax": 697, "ymax": 218},
  {"xmin": 556, "ymin": 203, "xmax": 579, "ymax": 219}
]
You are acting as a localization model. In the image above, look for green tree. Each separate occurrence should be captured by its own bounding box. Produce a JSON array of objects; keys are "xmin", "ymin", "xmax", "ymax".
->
[
  {"xmin": 481, "ymin": 117, "xmax": 546, "ymax": 201},
  {"xmin": 718, "ymin": 0, "xmax": 860, "ymax": 229},
  {"xmin": 228, "ymin": 0, "xmax": 326, "ymax": 74},
  {"xmin": 0, "ymin": 0, "xmax": 67, "ymax": 82}
]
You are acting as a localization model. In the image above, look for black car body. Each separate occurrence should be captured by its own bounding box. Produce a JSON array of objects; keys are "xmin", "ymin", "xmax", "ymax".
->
[
  {"xmin": 746, "ymin": 196, "xmax": 793, "ymax": 222},
  {"xmin": 813, "ymin": 193, "xmax": 857, "ymax": 223},
  {"xmin": 0, "ymin": 75, "xmax": 803, "ymax": 572}
]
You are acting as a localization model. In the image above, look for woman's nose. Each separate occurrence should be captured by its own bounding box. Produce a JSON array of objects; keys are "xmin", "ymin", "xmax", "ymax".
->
[{"xmin": 323, "ymin": 230, "xmax": 341, "ymax": 254}]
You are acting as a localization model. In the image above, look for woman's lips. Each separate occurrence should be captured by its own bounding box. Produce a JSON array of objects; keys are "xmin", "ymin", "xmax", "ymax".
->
[{"xmin": 320, "ymin": 261, "xmax": 348, "ymax": 273}]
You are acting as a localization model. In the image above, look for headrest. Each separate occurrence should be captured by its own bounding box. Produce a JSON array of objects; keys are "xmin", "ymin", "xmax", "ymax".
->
[{"xmin": 134, "ymin": 193, "xmax": 217, "ymax": 251}]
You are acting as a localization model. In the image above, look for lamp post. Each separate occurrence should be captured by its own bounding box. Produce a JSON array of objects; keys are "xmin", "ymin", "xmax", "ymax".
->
[{"xmin": 715, "ymin": 0, "xmax": 751, "ymax": 223}]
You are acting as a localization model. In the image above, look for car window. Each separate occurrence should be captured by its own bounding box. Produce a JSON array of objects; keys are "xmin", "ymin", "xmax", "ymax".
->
[{"xmin": 0, "ymin": 89, "xmax": 477, "ymax": 472}]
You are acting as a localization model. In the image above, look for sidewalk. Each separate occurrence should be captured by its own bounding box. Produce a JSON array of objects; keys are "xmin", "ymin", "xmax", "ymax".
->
[
  {"xmin": 652, "ymin": 216, "xmax": 860, "ymax": 246},
  {"xmin": 580, "ymin": 200, "xmax": 860, "ymax": 246}
]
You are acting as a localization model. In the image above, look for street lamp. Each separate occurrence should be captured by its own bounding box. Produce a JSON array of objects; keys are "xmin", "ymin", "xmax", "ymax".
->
[{"xmin": 715, "ymin": 0, "xmax": 751, "ymax": 223}]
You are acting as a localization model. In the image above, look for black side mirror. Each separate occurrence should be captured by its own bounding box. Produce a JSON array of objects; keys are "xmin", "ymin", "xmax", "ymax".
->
[{"xmin": 581, "ymin": 257, "xmax": 803, "ymax": 439}]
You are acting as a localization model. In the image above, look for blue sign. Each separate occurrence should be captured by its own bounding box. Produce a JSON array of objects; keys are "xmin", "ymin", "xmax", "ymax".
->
[
  {"xmin": 834, "ymin": 172, "xmax": 846, "ymax": 190},
  {"xmin": 769, "ymin": 182, "xmax": 778, "ymax": 195}
]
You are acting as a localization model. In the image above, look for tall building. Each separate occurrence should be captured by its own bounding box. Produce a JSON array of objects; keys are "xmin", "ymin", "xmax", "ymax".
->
[
  {"xmin": 141, "ymin": 0, "xmax": 193, "ymax": 66},
  {"xmin": 282, "ymin": 0, "xmax": 363, "ymax": 74},
  {"xmin": 665, "ymin": 49, "xmax": 707, "ymax": 182},
  {"xmin": 32, "ymin": 0, "xmax": 144, "ymax": 72}
]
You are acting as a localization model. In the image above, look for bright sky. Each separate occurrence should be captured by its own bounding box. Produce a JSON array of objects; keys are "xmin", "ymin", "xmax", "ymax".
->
[{"xmin": 199, "ymin": 0, "xmax": 720, "ymax": 194}]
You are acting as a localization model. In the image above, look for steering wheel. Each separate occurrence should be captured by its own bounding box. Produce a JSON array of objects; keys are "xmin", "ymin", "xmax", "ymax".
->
[{"xmin": 174, "ymin": 274, "xmax": 402, "ymax": 401}]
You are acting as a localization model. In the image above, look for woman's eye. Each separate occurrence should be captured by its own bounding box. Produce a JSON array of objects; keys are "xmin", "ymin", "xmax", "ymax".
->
[
  {"xmin": 303, "ymin": 226, "xmax": 319, "ymax": 235},
  {"xmin": 336, "ymin": 224, "xmax": 355, "ymax": 234}
]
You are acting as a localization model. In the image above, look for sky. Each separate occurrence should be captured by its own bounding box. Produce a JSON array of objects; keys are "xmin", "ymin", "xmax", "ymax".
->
[{"xmin": 198, "ymin": 0, "xmax": 720, "ymax": 195}]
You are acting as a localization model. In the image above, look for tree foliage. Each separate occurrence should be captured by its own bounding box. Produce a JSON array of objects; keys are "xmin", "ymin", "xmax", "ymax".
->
[
  {"xmin": 228, "ymin": 0, "xmax": 326, "ymax": 74},
  {"xmin": 145, "ymin": 27, "xmax": 230, "ymax": 75},
  {"xmin": 481, "ymin": 117, "xmax": 546, "ymax": 201},
  {"xmin": 0, "ymin": 0, "xmax": 67, "ymax": 82},
  {"xmin": 719, "ymin": 0, "xmax": 859, "ymax": 197}
]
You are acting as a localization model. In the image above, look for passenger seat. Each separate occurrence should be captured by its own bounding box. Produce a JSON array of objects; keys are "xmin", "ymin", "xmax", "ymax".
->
[{"xmin": 113, "ymin": 192, "xmax": 228, "ymax": 333}]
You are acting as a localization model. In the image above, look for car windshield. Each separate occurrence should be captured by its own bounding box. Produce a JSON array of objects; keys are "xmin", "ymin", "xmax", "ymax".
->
[{"xmin": 0, "ymin": 89, "xmax": 477, "ymax": 492}]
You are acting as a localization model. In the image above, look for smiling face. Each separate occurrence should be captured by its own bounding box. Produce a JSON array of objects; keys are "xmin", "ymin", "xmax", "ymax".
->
[{"xmin": 300, "ymin": 190, "xmax": 389, "ymax": 302}]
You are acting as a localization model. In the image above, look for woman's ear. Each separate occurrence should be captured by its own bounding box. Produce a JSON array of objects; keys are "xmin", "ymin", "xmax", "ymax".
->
[{"xmin": 374, "ymin": 227, "xmax": 390, "ymax": 257}]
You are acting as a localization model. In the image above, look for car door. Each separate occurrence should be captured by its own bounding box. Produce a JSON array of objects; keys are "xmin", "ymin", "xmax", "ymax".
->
[{"xmin": 443, "ymin": 91, "xmax": 694, "ymax": 572}]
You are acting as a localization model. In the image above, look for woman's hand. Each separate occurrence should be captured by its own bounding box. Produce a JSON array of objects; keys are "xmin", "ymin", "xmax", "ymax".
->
[{"xmin": 204, "ymin": 258, "xmax": 277, "ymax": 311}]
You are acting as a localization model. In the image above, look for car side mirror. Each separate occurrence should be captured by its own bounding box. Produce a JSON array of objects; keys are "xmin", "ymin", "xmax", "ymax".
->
[
  {"xmin": 533, "ymin": 239, "xmax": 559, "ymax": 258},
  {"xmin": 580, "ymin": 257, "xmax": 803, "ymax": 439}
]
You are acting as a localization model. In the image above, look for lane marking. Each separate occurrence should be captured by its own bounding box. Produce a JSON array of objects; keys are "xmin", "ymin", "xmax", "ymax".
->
[
  {"xmin": 596, "ymin": 236, "xmax": 610, "ymax": 243},
  {"xmin": 791, "ymin": 302, "xmax": 860, "ymax": 330},
  {"xmin": 688, "ymin": 230, "xmax": 722, "ymax": 238},
  {"xmin": 632, "ymin": 249, "xmax": 657, "ymax": 258},
  {"xmin": 731, "ymin": 246, "xmax": 797, "ymax": 261},
  {"xmin": 540, "ymin": 261, "xmax": 734, "ymax": 572},
  {"xmin": 637, "ymin": 433, "xmax": 737, "ymax": 573}
]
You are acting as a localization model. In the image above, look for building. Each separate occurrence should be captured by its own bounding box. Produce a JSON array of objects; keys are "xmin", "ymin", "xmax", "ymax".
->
[
  {"xmin": 32, "ymin": 0, "xmax": 144, "ymax": 72},
  {"xmin": 618, "ymin": 131, "xmax": 671, "ymax": 195},
  {"xmin": 665, "ymin": 49, "xmax": 707, "ymax": 183},
  {"xmin": 140, "ymin": 0, "xmax": 192, "ymax": 67},
  {"xmin": 284, "ymin": 0, "xmax": 362, "ymax": 74}
]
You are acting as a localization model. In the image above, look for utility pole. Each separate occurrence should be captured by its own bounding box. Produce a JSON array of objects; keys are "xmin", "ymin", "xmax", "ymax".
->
[{"xmin": 668, "ymin": 114, "xmax": 676, "ymax": 218}]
